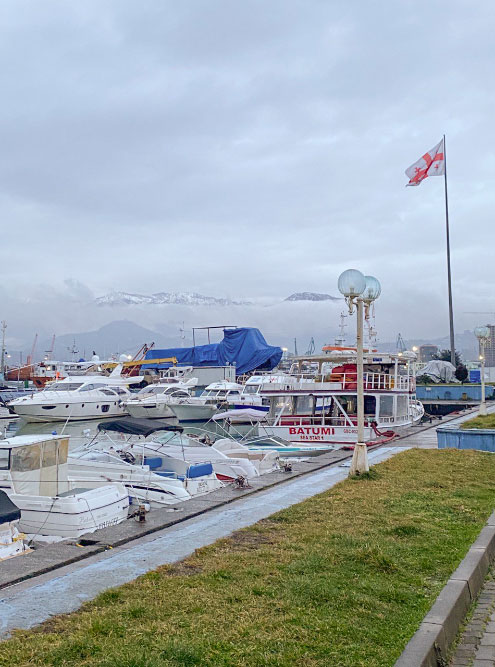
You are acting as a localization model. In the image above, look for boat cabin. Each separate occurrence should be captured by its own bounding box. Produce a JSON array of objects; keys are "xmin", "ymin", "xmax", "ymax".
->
[{"xmin": 0, "ymin": 435, "xmax": 71, "ymax": 496}]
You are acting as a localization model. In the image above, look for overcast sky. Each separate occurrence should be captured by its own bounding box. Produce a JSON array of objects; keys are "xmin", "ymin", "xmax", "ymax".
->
[{"xmin": 1, "ymin": 1, "xmax": 494, "ymax": 345}]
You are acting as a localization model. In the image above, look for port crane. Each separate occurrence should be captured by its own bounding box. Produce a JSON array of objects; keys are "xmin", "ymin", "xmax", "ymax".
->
[{"xmin": 27, "ymin": 333, "xmax": 38, "ymax": 366}]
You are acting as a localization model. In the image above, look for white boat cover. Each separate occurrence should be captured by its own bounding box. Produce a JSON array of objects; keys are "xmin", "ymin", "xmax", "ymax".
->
[
  {"xmin": 417, "ymin": 360, "xmax": 457, "ymax": 383},
  {"xmin": 212, "ymin": 408, "xmax": 268, "ymax": 422}
]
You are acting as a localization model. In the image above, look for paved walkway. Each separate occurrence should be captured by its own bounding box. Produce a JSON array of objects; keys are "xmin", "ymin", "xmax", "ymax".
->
[{"xmin": 451, "ymin": 569, "xmax": 495, "ymax": 666}]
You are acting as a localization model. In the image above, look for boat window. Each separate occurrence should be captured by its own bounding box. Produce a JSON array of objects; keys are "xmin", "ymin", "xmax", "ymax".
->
[
  {"xmin": 379, "ymin": 395, "xmax": 394, "ymax": 417},
  {"xmin": 47, "ymin": 383, "xmax": 84, "ymax": 392},
  {"xmin": 294, "ymin": 395, "xmax": 314, "ymax": 414},
  {"xmin": 243, "ymin": 385, "xmax": 259, "ymax": 394},
  {"xmin": 79, "ymin": 384, "xmax": 96, "ymax": 392},
  {"xmin": 100, "ymin": 389, "xmax": 117, "ymax": 396},
  {"xmin": 113, "ymin": 387, "xmax": 128, "ymax": 395},
  {"xmin": 397, "ymin": 395, "xmax": 408, "ymax": 416},
  {"xmin": 0, "ymin": 449, "xmax": 9, "ymax": 470},
  {"xmin": 171, "ymin": 390, "xmax": 189, "ymax": 398},
  {"xmin": 364, "ymin": 396, "xmax": 376, "ymax": 416},
  {"xmin": 42, "ymin": 440, "xmax": 57, "ymax": 468},
  {"xmin": 11, "ymin": 444, "xmax": 41, "ymax": 472}
]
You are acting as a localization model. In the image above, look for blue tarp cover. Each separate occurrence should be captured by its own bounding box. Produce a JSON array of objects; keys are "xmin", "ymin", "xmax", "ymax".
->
[{"xmin": 143, "ymin": 327, "xmax": 282, "ymax": 375}]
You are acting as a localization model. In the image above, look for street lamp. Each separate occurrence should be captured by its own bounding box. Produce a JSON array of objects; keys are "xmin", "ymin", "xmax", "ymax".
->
[
  {"xmin": 475, "ymin": 325, "xmax": 490, "ymax": 416},
  {"xmin": 338, "ymin": 269, "xmax": 381, "ymax": 475}
]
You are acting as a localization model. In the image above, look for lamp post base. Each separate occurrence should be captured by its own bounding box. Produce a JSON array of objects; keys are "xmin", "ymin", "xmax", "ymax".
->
[
  {"xmin": 349, "ymin": 443, "xmax": 369, "ymax": 476},
  {"xmin": 479, "ymin": 402, "xmax": 487, "ymax": 416}
]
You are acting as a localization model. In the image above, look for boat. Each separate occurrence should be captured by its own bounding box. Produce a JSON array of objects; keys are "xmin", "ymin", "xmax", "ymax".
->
[
  {"xmin": 216, "ymin": 351, "xmax": 424, "ymax": 448},
  {"xmin": 70, "ymin": 421, "xmax": 224, "ymax": 501},
  {"xmin": 0, "ymin": 398, "xmax": 17, "ymax": 420},
  {"xmin": 0, "ymin": 490, "xmax": 29, "ymax": 561},
  {"xmin": 125, "ymin": 377, "xmax": 198, "ymax": 420},
  {"xmin": 0, "ymin": 434, "xmax": 129, "ymax": 538},
  {"xmin": 93, "ymin": 418, "xmax": 279, "ymax": 481},
  {"xmin": 8, "ymin": 364, "xmax": 143, "ymax": 422},
  {"xmin": 169, "ymin": 381, "xmax": 264, "ymax": 422}
]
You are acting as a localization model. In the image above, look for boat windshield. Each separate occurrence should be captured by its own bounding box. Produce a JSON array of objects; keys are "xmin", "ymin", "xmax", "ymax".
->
[
  {"xmin": 46, "ymin": 383, "xmax": 84, "ymax": 392},
  {"xmin": 243, "ymin": 385, "xmax": 259, "ymax": 394},
  {"xmin": 0, "ymin": 448, "xmax": 10, "ymax": 470},
  {"xmin": 139, "ymin": 386, "xmax": 166, "ymax": 396}
]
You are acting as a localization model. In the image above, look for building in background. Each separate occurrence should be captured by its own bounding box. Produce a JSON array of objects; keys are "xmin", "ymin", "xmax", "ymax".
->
[
  {"xmin": 419, "ymin": 344, "xmax": 439, "ymax": 363},
  {"xmin": 481, "ymin": 325, "xmax": 495, "ymax": 368}
]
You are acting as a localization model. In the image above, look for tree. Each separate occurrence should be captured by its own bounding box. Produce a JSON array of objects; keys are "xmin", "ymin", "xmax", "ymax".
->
[
  {"xmin": 416, "ymin": 374, "xmax": 432, "ymax": 385},
  {"xmin": 455, "ymin": 363, "xmax": 468, "ymax": 384},
  {"xmin": 434, "ymin": 349, "xmax": 461, "ymax": 366}
]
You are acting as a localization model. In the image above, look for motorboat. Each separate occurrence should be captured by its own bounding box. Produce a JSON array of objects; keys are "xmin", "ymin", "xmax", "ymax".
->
[
  {"xmin": 0, "ymin": 398, "xmax": 17, "ymax": 420},
  {"xmin": 8, "ymin": 364, "xmax": 143, "ymax": 423},
  {"xmin": 125, "ymin": 378, "xmax": 198, "ymax": 420},
  {"xmin": 169, "ymin": 381, "xmax": 264, "ymax": 422},
  {"xmin": 68, "ymin": 450, "xmax": 195, "ymax": 507},
  {"xmin": 70, "ymin": 422, "xmax": 224, "ymax": 503},
  {"xmin": 93, "ymin": 418, "xmax": 279, "ymax": 481},
  {"xmin": 0, "ymin": 435, "xmax": 129, "ymax": 538},
  {"xmin": 0, "ymin": 490, "xmax": 29, "ymax": 561}
]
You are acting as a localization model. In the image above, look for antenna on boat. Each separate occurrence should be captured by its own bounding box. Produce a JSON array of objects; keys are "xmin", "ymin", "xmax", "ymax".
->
[
  {"xmin": 334, "ymin": 312, "xmax": 347, "ymax": 347},
  {"xmin": 396, "ymin": 333, "xmax": 406, "ymax": 353}
]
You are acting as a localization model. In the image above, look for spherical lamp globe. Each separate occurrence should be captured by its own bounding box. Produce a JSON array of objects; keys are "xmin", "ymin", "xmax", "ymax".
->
[
  {"xmin": 363, "ymin": 275, "xmax": 381, "ymax": 303},
  {"xmin": 337, "ymin": 269, "xmax": 366, "ymax": 298},
  {"xmin": 475, "ymin": 325, "xmax": 490, "ymax": 341}
]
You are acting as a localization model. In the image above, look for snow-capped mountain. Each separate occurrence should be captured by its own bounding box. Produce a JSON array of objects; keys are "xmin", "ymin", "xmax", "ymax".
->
[
  {"xmin": 285, "ymin": 292, "xmax": 340, "ymax": 302},
  {"xmin": 95, "ymin": 291, "xmax": 252, "ymax": 307}
]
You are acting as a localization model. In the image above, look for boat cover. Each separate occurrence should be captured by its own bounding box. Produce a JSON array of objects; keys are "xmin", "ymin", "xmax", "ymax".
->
[
  {"xmin": 212, "ymin": 408, "xmax": 268, "ymax": 422},
  {"xmin": 416, "ymin": 360, "xmax": 457, "ymax": 383},
  {"xmin": 142, "ymin": 328, "xmax": 282, "ymax": 375},
  {"xmin": 0, "ymin": 490, "xmax": 21, "ymax": 524},
  {"xmin": 98, "ymin": 418, "xmax": 184, "ymax": 436}
]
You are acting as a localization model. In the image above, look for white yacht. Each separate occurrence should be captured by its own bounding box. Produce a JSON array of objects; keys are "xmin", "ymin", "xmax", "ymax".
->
[
  {"xmin": 125, "ymin": 378, "xmax": 198, "ymax": 420},
  {"xmin": 0, "ymin": 435, "xmax": 129, "ymax": 538},
  {"xmin": 169, "ymin": 381, "xmax": 263, "ymax": 422},
  {"xmin": 8, "ymin": 365, "xmax": 143, "ymax": 422}
]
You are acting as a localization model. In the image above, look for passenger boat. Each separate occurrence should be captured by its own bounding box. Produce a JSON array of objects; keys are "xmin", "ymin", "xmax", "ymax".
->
[
  {"xmin": 8, "ymin": 365, "xmax": 143, "ymax": 422},
  {"xmin": 0, "ymin": 435, "xmax": 129, "ymax": 538},
  {"xmin": 218, "ymin": 352, "xmax": 423, "ymax": 447},
  {"xmin": 125, "ymin": 378, "xmax": 198, "ymax": 420}
]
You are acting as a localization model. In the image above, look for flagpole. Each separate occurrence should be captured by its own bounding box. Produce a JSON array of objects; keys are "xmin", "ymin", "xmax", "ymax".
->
[{"xmin": 443, "ymin": 134, "xmax": 456, "ymax": 367}]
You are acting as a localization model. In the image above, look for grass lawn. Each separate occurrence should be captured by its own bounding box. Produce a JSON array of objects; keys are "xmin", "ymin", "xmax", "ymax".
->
[
  {"xmin": 461, "ymin": 413, "xmax": 495, "ymax": 429},
  {"xmin": 2, "ymin": 448, "xmax": 495, "ymax": 667}
]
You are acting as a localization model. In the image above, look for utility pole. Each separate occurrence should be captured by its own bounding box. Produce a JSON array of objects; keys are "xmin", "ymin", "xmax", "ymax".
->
[{"xmin": 0, "ymin": 321, "xmax": 6, "ymax": 380}]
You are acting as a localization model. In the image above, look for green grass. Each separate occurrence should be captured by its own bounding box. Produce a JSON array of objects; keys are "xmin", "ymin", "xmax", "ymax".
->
[
  {"xmin": 461, "ymin": 414, "xmax": 495, "ymax": 429},
  {"xmin": 3, "ymin": 449, "xmax": 495, "ymax": 667}
]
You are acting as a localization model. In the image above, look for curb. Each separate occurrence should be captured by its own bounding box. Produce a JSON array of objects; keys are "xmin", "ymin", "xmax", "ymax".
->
[{"xmin": 395, "ymin": 510, "xmax": 495, "ymax": 666}]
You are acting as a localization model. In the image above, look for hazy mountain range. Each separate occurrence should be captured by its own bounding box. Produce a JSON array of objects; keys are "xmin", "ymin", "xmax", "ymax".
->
[
  {"xmin": 5, "ymin": 320, "xmax": 479, "ymax": 367},
  {"xmin": 95, "ymin": 291, "xmax": 340, "ymax": 307}
]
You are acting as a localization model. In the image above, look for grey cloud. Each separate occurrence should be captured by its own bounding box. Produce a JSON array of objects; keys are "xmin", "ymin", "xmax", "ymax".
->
[{"xmin": 0, "ymin": 1, "xmax": 494, "ymax": 345}]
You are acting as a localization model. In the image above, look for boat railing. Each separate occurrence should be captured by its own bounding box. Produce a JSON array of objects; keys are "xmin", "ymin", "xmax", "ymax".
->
[
  {"xmin": 259, "ymin": 373, "xmax": 413, "ymax": 393},
  {"xmin": 378, "ymin": 414, "xmax": 410, "ymax": 424}
]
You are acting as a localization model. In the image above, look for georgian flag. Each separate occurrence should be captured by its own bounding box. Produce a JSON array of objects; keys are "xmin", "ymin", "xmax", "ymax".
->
[{"xmin": 405, "ymin": 138, "xmax": 445, "ymax": 186}]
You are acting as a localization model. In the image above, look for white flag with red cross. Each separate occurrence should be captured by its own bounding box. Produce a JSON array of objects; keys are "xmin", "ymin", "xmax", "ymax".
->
[{"xmin": 405, "ymin": 138, "xmax": 445, "ymax": 186}]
